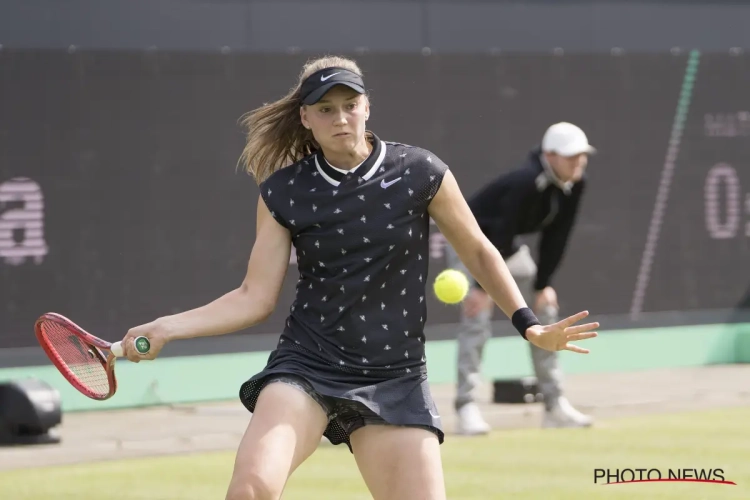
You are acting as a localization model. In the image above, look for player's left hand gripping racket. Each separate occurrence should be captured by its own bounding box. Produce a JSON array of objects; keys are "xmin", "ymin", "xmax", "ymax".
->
[{"xmin": 34, "ymin": 312, "xmax": 151, "ymax": 401}]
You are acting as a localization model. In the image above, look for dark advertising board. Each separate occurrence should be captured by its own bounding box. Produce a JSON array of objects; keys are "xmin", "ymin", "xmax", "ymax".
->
[{"xmin": 1, "ymin": 50, "xmax": 748, "ymax": 350}]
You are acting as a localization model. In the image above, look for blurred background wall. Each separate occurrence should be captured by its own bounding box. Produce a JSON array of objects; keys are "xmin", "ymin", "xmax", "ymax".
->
[
  {"xmin": 2, "ymin": 0, "xmax": 750, "ymax": 53},
  {"xmin": 1, "ymin": 0, "xmax": 748, "ymax": 365}
]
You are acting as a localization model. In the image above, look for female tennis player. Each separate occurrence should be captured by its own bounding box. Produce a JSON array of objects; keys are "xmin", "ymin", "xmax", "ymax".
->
[{"xmin": 119, "ymin": 56, "xmax": 599, "ymax": 500}]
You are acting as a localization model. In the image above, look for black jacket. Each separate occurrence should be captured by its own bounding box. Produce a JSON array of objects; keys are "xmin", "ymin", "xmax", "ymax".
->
[{"xmin": 467, "ymin": 147, "xmax": 586, "ymax": 291}]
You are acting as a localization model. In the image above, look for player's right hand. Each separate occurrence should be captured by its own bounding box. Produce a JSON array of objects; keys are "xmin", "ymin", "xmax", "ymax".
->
[{"xmin": 121, "ymin": 320, "xmax": 169, "ymax": 363}]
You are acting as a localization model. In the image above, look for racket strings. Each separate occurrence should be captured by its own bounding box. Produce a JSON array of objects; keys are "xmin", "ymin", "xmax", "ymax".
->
[{"xmin": 39, "ymin": 320, "xmax": 111, "ymax": 397}]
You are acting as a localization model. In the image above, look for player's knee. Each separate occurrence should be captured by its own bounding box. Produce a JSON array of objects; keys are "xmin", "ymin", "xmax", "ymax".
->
[{"xmin": 225, "ymin": 473, "xmax": 278, "ymax": 500}]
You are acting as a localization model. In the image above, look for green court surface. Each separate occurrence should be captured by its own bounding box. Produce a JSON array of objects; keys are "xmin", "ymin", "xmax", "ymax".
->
[{"xmin": 1, "ymin": 406, "xmax": 748, "ymax": 499}]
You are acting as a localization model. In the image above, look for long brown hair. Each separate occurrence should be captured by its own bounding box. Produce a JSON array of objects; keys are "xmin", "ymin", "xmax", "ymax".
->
[{"xmin": 238, "ymin": 56, "xmax": 365, "ymax": 183}]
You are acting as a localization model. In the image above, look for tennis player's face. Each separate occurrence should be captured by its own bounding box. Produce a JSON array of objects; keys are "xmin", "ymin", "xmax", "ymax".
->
[
  {"xmin": 301, "ymin": 86, "xmax": 369, "ymax": 154},
  {"xmin": 550, "ymin": 153, "xmax": 588, "ymax": 183}
]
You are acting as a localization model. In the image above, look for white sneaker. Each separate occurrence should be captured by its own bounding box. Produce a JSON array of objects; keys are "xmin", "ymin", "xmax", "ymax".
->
[
  {"xmin": 456, "ymin": 403, "xmax": 491, "ymax": 435},
  {"xmin": 542, "ymin": 397, "xmax": 593, "ymax": 428}
]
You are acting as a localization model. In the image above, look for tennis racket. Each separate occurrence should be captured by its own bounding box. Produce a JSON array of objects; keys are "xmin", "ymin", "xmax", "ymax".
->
[{"xmin": 34, "ymin": 312, "xmax": 151, "ymax": 401}]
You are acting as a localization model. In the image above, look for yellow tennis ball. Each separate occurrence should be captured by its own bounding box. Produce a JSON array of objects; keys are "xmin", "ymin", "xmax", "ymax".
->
[{"xmin": 433, "ymin": 269, "xmax": 470, "ymax": 304}]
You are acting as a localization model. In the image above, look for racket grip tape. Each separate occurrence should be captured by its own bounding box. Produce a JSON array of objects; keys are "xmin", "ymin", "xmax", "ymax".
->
[
  {"xmin": 111, "ymin": 342, "xmax": 124, "ymax": 357},
  {"xmin": 110, "ymin": 336, "xmax": 151, "ymax": 357}
]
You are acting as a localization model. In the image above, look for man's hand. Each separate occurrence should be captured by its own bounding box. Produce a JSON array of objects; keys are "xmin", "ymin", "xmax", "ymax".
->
[
  {"xmin": 534, "ymin": 286, "xmax": 558, "ymax": 312},
  {"xmin": 463, "ymin": 288, "xmax": 494, "ymax": 318}
]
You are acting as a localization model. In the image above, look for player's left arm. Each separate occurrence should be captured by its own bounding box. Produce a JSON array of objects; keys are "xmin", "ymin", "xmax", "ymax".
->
[
  {"xmin": 430, "ymin": 171, "xmax": 598, "ymax": 352},
  {"xmin": 428, "ymin": 170, "xmax": 528, "ymax": 319}
]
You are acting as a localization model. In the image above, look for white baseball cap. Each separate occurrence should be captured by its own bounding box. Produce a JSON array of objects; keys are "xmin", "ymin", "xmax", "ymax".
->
[{"xmin": 541, "ymin": 122, "xmax": 596, "ymax": 157}]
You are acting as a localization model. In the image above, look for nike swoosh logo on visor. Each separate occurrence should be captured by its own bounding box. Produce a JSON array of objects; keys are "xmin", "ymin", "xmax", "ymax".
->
[{"xmin": 321, "ymin": 72, "xmax": 341, "ymax": 81}]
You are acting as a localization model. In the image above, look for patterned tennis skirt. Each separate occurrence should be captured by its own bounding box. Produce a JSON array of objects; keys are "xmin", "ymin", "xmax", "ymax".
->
[{"xmin": 239, "ymin": 345, "xmax": 444, "ymax": 452}]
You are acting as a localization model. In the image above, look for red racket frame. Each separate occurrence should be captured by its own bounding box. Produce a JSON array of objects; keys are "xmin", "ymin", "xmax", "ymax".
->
[{"xmin": 34, "ymin": 312, "xmax": 119, "ymax": 400}]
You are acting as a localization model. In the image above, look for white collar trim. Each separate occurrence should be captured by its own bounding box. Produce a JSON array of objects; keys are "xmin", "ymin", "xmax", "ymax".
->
[
  {"xmin": 362, "ymin": 141, "xmax": 387, "ymax": 181},
  {"xmin": 314, "ymin": 142, "xmax": 387, "ymax": 186}
]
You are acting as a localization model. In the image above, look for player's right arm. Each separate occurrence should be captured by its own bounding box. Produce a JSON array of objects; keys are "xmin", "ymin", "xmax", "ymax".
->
[{"xmin": 120, "ymin": 196, "xmax": 291, "ymax": 361}]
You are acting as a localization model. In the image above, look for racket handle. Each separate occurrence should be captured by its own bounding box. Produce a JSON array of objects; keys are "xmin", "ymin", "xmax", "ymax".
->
[
  {"xmin": 110, "ymin": 336, "xmax": 151, "ymax": 358},
  {"xmin": 134, "ymin": 336, "xmax": 151, "ymax": 354},
  {"xmin": 111, "ymin": 341, "xmax": 124, "ymax": 357}
]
